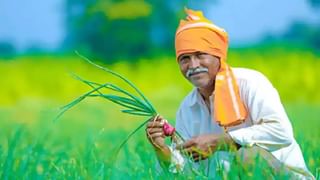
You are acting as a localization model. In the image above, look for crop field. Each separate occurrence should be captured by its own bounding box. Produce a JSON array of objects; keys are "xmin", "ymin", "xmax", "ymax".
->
[{"xmin": 0, "ymin": 47, "xmax": 319, "ymax": 178}]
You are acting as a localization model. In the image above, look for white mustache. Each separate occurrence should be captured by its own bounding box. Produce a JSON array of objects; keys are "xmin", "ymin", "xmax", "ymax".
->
[{"xmin": 186, "ymin": 67, "xmax": 209, "ymax": 78}]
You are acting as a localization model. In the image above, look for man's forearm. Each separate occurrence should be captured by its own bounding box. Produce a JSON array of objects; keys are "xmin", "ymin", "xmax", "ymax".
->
[{"xmin": 155, "ymin": 146, "xmax": 171, "ymax": 168}]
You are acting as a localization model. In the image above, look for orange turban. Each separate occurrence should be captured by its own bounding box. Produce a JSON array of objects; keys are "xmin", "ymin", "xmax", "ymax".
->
[{"xmin": 175, "ymin": 8, "xmax": 247, "ymax": 127}]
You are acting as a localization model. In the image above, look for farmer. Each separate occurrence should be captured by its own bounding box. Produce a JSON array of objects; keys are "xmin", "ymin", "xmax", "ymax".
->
[{"xmin": 145, "ymin": 8, "xmax": 314, "ymax": 179}]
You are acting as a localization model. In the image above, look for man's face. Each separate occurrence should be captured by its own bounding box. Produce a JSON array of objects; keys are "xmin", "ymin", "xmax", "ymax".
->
[{"xmin": 178, "ymin": 52, "xmax": 220, "ymax": 89}]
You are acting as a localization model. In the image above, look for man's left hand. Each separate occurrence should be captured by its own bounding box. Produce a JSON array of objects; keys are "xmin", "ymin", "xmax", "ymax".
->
[{"xmin": 177, "ymin": 133, "xmax": 237, "ymax": 162}]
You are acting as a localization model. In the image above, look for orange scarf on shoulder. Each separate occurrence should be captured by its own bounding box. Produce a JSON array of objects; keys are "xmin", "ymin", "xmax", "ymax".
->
[{"xmin": 175, "ymin": 8, "xmax": 247, "ymax": 127}]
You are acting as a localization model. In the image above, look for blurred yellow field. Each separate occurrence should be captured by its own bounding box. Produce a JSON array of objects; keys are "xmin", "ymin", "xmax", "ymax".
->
[
  {"xmin": 0, "ymin": 48, "xmax": 319, "ymax": 106},
  {"xmin": 0, "ymin": 48, "xmax": 319, "ymax": 178}
]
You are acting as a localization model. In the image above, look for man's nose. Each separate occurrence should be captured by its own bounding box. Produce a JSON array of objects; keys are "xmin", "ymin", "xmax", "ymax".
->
[{"xmin": 189, "ymin": 56, "xmax": 200, "ymax": 68}]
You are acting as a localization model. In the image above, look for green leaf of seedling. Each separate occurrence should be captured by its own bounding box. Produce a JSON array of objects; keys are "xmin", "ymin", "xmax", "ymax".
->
[
  {"xmin": 121, "ymin": 109, "xmax": 152, "ymax": 116},
  {"xmin": 54, "ymin": 82, "xmax": 112, "ymax": 122},
  {"xmin": 111, "ymin": 118, "xmax": 151, "ymax": 163},
  {"xmin": 75, "ymin": 51, "xmax": 157, "ymax": 114},
  {"xmin": 70, "ymin": 73, "xmax": 153, "ymax": 113},
  {"xmin": 87, "ymin": 94, "xmax": 148, "ymax": 113}
]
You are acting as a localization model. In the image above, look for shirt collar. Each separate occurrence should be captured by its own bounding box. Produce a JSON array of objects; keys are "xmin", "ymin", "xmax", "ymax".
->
[
  {"xmin": 189, "ymin": 88, "xmax": 199, "ymax": 107},
  {"xmin": 188, "ymin": 88, "xmax": 215, "ymax": 108}
]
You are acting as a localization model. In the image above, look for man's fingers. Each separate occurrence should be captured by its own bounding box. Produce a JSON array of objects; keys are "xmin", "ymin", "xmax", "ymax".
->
[
  {"xmin": 148, "ymin": 132, "xmax": 165, "ymax": 139},
  {"xmin": 155, "ymin": 115, "xmax": 164, "ymax": 121},
  {"xmin": 193, "ymin": 154, "xmax": 200, "ymax": 162},
  {"xmin": 176, "ymin": 139, "xmax": 195, "ymax": 150},
  {"xmin": 192, "ymin": 154, "xmax": 208, "ymax": 162},
  {"xmin": 192, "ymin": 152, "xmax": 199, "ymax": 159},
  {"xmin": 149, "ymin": 115, "xmax": 165, "ymax": 122},
  {"xmin": 175, "ymin": 142, "xmax": 188, "ymax": 150},
  {"xmin": 147, "ymin": 115, "xmax": 169, "ymax": 127},
  {"xmin": 146, "ymin": 127, "xmax": 163, "ymax": 134},
  {"xmin": 183, "ymin": 146, "xmax": 194, "ymax": 154},
  {"xmin": 180, "ymin": 146, "xmax": 197, "ymax": 158},
  {"xmin": 146, "ymin": 121, "xmax": 164, "ymax": 128},
  {"xmin": 180, "ymin": 146, "xmax": 210, "ymax": 159}
]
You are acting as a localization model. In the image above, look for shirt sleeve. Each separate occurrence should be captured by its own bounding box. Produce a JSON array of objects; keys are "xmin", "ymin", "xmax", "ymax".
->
[{"xmin": 228, "ymin": 72, "xmax": 294, "ymax": 151}]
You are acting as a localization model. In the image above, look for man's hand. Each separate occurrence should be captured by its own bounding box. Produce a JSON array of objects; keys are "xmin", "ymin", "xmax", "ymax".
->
[
  {"xmin": 145, "ymin": 115, "xmax": 167, "ymax": 150},
  {"xmin": 145, "ymin": 115, "xmax": 171, "ymax": 164},
  {"xmin": 177, "ymin": 133, "xmax": 238, "ymax": 162}
]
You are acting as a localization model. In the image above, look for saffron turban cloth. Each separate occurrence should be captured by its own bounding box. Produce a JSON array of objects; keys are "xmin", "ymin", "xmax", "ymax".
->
[{"xmin": 175, "ymin": 8, "xmax": 248, "ymax": 127}]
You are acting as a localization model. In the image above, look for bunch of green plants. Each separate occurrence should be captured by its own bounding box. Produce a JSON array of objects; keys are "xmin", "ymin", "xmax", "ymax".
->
[{"xmin": 56, "ymin": 52, "xmax": 160, "ymax": 157}]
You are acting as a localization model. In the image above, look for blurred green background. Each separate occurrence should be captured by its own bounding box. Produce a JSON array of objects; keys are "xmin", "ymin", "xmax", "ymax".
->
[{"xmin": 0, "ymin": 0, "xmax": 319, "ymax": 178}]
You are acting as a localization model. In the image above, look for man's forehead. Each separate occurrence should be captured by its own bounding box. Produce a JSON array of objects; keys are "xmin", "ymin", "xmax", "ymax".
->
[
  {"xmin": 178, "ymin": 51, "xmax": 220, "ymax": 59},
  {"xmin": 179, "ymin": 51, "xmax": 204, "ymax": 57}
]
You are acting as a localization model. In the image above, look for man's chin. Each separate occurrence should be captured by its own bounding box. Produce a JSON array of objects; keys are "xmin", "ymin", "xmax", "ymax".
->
[{"xmin": 190, "ymin": 81, "xmax": 211, "ymax": 88}]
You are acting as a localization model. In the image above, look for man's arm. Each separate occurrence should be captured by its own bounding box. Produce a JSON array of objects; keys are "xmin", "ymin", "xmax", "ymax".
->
[
  {"xmin": 228, "ymin": 73, "xmax": 294, "ymax": 151},
  {"xmin": 145, "ymin": 116, "xmax": 171, "ymax": 168},
  {"xmin": 177, "ymin": 131, "xmax": 240, "ymax": 162}
]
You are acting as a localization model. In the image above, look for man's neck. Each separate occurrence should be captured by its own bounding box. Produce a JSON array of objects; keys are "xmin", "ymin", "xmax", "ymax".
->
[
  {"xmin": 198, "ymin": 85, "xmax": 214, "ymax": 102},
  {"xmin": 198, "ymin": 86, "xmax": 214, "ymax": 112}
]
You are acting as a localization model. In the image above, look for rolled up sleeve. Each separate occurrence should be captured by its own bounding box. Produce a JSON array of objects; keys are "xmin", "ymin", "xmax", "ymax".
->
[{"xmin": 228, "ymin": 72, "xmax": 294, "ymax": 151}]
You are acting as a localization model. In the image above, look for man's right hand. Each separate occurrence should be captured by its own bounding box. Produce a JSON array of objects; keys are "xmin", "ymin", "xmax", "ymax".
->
[{"xmin": 146, "ymin": 115, "xmax": 167, "ymax": 150}]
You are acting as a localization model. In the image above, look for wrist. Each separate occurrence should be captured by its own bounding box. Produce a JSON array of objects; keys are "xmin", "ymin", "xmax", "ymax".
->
[
  {"xmin": 154, "ymin": 144, "xmax": 169, "ymax": 152},
  {"xmin": 155, "ymin": 145, "xmax": 171, "ymax": 163}
]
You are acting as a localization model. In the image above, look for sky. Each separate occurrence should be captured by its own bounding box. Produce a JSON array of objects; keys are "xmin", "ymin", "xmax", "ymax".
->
[
  {"xmin": 0, "ymin": 0, "xmax": 64, "ymax": 51},
  {"xmin": 205, "ymin": 0, "xmax": 320, "ymax": 45},
  {"xmin": 0, "ymin": 0, "xmax": 319, "ymax": 51}
]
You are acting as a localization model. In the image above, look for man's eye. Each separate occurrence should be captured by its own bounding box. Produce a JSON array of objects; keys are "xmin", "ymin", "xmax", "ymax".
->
[
  {"xmin": 197, "ymin": 52, "xmax": 208, "ymax": 59},
  {"xmin": 179, "ymin": 56, "xmax": 189, "ymax": 63}
]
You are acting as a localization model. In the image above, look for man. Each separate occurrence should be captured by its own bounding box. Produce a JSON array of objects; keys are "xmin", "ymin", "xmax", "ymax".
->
[{"xmin": 146, "ymin": 8, "xmax": 314, "ymax": 179}]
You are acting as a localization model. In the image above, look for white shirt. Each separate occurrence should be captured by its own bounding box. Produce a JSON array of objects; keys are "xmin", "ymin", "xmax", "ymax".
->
[{"xmin": 174, "ymin": 67, "xmax": 314, "ymax": 179}]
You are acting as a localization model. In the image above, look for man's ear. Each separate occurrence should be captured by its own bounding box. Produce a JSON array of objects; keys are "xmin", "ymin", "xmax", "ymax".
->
[{"xmin": 215, "ymin": 56, "xmax": 221, "ymax": 70}]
